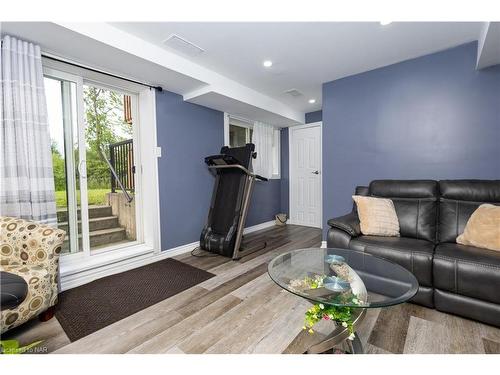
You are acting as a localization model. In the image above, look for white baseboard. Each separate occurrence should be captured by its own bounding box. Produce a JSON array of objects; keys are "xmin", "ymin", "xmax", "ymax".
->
[
  {"xmin": 60, "ymin": 221, "xmax": 276, "ymax": 291},
  {"xmin": 243, "ymin": 220, "xmax": 275, "ymax": 235}
]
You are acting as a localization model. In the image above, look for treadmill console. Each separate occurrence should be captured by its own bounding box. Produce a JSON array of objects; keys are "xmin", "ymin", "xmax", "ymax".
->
[{"xmin": 204, "ymin": 154, "xmax": 242, "ymax": 166}]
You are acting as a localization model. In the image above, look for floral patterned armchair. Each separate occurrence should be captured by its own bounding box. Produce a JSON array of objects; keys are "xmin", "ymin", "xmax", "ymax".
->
[{"xmin": 1, "ymin": 217, "xmax": 65, "ymax": 333}]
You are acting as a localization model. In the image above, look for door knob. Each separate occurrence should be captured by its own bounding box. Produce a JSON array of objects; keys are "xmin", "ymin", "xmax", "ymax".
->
[{"xmin": 312, "ymin": 170, "xmax": 320, "ymax": 175}]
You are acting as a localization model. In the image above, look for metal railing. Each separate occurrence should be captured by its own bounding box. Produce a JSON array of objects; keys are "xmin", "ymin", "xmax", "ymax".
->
[{"xmin": 104, "ymin": 139, "xmax": 135, "ymax": 203}]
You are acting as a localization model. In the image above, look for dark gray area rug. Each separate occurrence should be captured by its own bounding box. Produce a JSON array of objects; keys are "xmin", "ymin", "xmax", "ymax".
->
[{"xmin": 56, "ymin": 258, "xmax": 214, "ymax": 342}]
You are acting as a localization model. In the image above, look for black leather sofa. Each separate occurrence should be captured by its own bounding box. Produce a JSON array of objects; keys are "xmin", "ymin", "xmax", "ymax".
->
[{"xmin": 327, "ymin": 180, "xmax": 500, "ymax": 327}]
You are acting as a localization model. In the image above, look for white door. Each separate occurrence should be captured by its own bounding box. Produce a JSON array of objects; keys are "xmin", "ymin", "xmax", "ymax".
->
[{"xmin": 290, "ymin": 123, "xmax": 322, "ymax": 228}]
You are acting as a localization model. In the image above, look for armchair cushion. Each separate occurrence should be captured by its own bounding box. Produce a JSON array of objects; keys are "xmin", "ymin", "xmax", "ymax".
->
[
  {"xmin": 0, "ymin": 272, "xmax": 28, "ymax": 310},
  {"xmin": 327, "ymin": 212, "xmax": 361, "ymax": 237},
  {"xmin": 1, "ymin": 217, "xmax": 65, "ymax": 333}
]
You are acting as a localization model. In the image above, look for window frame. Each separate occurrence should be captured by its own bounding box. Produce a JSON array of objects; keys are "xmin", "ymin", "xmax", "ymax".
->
[
  {"xmin": 223, "ymin": 113, "xmax": 281, "ymax": 179},
  {"xmin": 42, "ymin": 59, "xmax": 161, "ymax": 290}
]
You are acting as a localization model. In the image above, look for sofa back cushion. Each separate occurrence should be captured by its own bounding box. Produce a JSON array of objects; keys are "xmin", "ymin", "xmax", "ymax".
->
[
  {"xmin": 439, "ymin": 180, "xmax": 500, "ymax": 243},
  {"xmin": 368, "ymin": 180, "xmax": 439, "ymax": 242},
  {"xmin": 352, "ymin": 185, "xmax": 369, "ymax": 212}
]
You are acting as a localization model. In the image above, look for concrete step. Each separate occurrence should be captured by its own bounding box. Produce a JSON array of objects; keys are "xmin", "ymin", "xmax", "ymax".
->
[
  {"xmin": 90, "ymin": 227, "xmax": 127, "ymax": 248},
  {"xmin": 57, "ymin": 205, "xmax": 113, "ymax": 222},
  {"xmin": 62, "ymin": 227, "xmax": 127, "ymax": 253},
  {"xmin": 58, "ymin": 216, "xmax": 119, "ymax": 233}
]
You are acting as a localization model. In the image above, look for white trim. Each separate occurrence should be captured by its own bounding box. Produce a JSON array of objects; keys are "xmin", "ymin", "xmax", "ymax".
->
[
  {"xmin": 138, "ymin": 88, "xmax": 162, "ymax": 255},
  {"xmin": 288, "ymin": 121, "xmax": 323, "ymax": 229},
  {"xmin": 60, "ymin": 246, "xmax": 158, "ymax": 291},
  {"xmin": 223, "ymin": 112, "xmax": 230, "ymax": 146},
  {"xmin": 242, "ymin": 220, "xmax": 275, "ymax": 235},
  {"xmin": 59, "ymin": 220, "xmax": 276, "ymax": 291}
]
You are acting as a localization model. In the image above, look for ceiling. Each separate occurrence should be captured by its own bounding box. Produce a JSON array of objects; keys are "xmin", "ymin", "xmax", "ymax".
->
[
  {"xmin": 111, "ymin": 22, "xmax": 484, "ymax": 112},
  {"xmin": 2, "ymin": 22, "xmax": 495, "ymax": 126},
  {"xmin": 0, "ymin": 22, "xmax": 208, "ymax": 93}
]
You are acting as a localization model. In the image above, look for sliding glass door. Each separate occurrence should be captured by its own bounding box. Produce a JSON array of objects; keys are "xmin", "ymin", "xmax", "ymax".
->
[
  {"xmin": 44, "ymin": 69, "xmax": 88, "ymax": 255},
  {"xmin": 82, "ymin": 82, "xmax": 138, "ymax": 253},
  {"xmin": 44, "ymin": 68, "xmax": 140, "ymax": 258}
]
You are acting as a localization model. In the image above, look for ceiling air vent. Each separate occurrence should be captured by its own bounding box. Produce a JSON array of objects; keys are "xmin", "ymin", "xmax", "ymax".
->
[
  {"xmin": 163, "ymin": 34, "xmax": 205, "ymax": 56},
  {"xmin": 284, "ymin": 89, "xmax": 303, "ymax": 97}
]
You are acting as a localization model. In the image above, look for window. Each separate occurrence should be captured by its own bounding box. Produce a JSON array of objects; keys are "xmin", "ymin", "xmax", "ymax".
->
[
  {"xmin": 228, "ymin": 117, "xmax": 253, "ymax": 147},
  {"xmin": 224, "ymin": 114, "xmax": 280, "ymax": 179},
  {"xmin": 229, "ymin": 124, "xmax": 251, "ymax": 147}
]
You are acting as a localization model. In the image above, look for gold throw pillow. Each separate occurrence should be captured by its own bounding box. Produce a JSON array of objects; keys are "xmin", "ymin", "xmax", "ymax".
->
[
  {"xmin": 352, "ymin": 195, "xmax": 400, "ymax": 237},
  {"xmin": 456, "ymin": 204, "xmax": 500, "ymax": 251}
]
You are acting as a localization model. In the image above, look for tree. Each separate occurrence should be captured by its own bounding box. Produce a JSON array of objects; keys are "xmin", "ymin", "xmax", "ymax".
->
[
  {"xmin": 83, "ymin": 86, "xmax": 132, "ymax": 158},
  {"xmin": 83, "ymin": 86, "xmax": 133, "ymax": 189},
  {"xmin": 51, "ymin": 140, "xmax": 66, "ymax": 191},
  {"xmin": 50, "ymin": 87, "xmax": 133, "ymax": 192}
]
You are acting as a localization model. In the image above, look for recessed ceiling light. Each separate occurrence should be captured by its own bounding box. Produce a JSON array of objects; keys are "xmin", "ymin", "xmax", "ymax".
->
[
  {"xmin": 308, "ymin": 99, "xmax": 316, "ymax": 104},
  {"xmin": 380, "ymin": 21, "xmax": 392, "ymax": 26},
  {"xmin": 263, "ymin": 60, "xmax": 273, "ymax": 68}
]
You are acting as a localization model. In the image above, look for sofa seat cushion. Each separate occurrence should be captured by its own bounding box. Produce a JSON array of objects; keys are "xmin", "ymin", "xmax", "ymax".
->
[
  {"xmin": 0, "ymin": 264, "xmax": 51, "ymax": 301},
  {"xmin": 433, "ymin": 243, "xmax": 500, "ymax": 305},
  {"xmin": 0, "ymin": 272, "xmax": 28, "ymax": 310},
  {"xmin": 349, "ymin": 235, "xmax": 434, "ymax": 287},
  {"xmin": 0, "ymin": 264, "xmax": 53, "ymax": 332}
]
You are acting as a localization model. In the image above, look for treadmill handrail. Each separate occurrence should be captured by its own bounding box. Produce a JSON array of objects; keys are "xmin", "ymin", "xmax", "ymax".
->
[
  {"xmin": 208, "ymin": 164, "xmax": 253, "ymax": 176},
  {"xmin": 208, "ymin": 165, "xmax": 269, "ymax": 181}
]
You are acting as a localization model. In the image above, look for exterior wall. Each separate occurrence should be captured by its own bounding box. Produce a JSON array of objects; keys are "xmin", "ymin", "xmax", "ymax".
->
[{"xmin": 106, "ymin": 192, "xmax": 136, "ymax": 240}]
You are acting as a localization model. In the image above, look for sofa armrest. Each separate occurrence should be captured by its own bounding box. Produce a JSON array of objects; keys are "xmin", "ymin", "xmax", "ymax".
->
[
  {"xmin": 0, "ymin": 216, "xmax": 65, "ymax": 276},
  {"xmin": 327, "ymin": 212, "xmax": 361, "ymax": 237}
]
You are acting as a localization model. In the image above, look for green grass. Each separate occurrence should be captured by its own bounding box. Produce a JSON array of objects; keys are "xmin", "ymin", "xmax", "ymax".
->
[{"xmin": 55, "ymin": 189, "xmax": 111, "ymax": 209}]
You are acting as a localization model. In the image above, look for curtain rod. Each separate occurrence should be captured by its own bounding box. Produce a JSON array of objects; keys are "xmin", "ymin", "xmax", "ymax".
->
[
  {"xmin": 1, "ymin": 37, "xmax": 161, "ymax": 91},
  {"xmin": 42, "ymin": 54, "xmax": 163, "ymax": 92}
]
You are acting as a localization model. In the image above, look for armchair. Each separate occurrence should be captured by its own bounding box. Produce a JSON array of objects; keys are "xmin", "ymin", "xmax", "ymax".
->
[{"xmin": 1, "ymin": 216, "xmax": 65, "ymax": 333}]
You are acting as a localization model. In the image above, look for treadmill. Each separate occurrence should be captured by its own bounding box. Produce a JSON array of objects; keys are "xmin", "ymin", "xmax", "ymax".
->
[{"xmin": 200, "ymin": 143, "xmax": 268, "ymax": 260}]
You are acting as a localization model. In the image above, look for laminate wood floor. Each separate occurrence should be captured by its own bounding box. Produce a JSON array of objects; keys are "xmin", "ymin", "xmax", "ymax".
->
[{"xmin": 3, "ymin": 224, "xmax": 500, "ymax": 354}]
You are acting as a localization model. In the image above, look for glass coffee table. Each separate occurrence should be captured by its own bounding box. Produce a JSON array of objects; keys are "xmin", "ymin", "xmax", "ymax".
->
[{"xmin": 268, "ymin": 248, "xmax": 419, "ymax": 354}]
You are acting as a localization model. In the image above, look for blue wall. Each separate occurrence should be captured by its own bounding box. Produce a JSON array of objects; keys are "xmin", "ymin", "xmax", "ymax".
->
[
  {"xmin": 305, "ymin": 110, "xmax": 322, "ymax": 123},
  {"xmin": 246, "ymin": 127, "xmax": 291, "ymax": 224},
  {"xmin": 156, "ymin": 90, "xmax": 224, "ymax": 250},
  {"xmin": 322, "ymin": 42, "xmax": 500, "ymax": 238},
  {"xmin": 246, "ymin": 179, "xmax": 282, "ymax": 226},
  {"xmin": 156, "ymin": 90, "xmax": 288, "ymax": 249}
]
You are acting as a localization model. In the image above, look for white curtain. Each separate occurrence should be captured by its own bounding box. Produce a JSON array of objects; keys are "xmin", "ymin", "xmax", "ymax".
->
[
  {"xmin": 0, "ymin": 35, "xmax": 57, "ymax": 225},
  {"xmin": 252, "ymin": 121, "xmax": 274, "ymax": 179}
]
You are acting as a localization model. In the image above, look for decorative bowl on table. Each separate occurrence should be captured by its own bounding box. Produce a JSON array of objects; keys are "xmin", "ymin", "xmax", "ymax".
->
[
  {"xmin": 323, "ymin": 276, "xmax": 351, "ymax": 292},
  {"xmin": 324, "ymin": 254, "xmax": 345, "ymax": 265}
]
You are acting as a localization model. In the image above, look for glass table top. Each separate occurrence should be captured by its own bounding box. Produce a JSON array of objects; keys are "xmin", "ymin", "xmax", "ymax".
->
[{"xmin": 268, "ymin": 248, "xmax": 419, "ymax": 308}]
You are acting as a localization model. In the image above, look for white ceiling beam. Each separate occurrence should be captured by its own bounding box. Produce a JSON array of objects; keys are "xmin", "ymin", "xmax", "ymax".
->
[
  {"xmin": 476, "ymin": 22, "xmax": 500, "ymax": 70},
  {"xmin": 54, "ymin": 22, "xmax": 304, "ymax": 124}
]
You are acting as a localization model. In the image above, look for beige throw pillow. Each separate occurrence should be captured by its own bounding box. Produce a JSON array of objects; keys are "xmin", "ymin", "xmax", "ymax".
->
[
  {"xmin": 352, "ymin": 195, "xmax": 400, "ymax": 237},
  {"xmin": 456, "ymin": 204, "xmax": 500, "ymax": 251}
]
